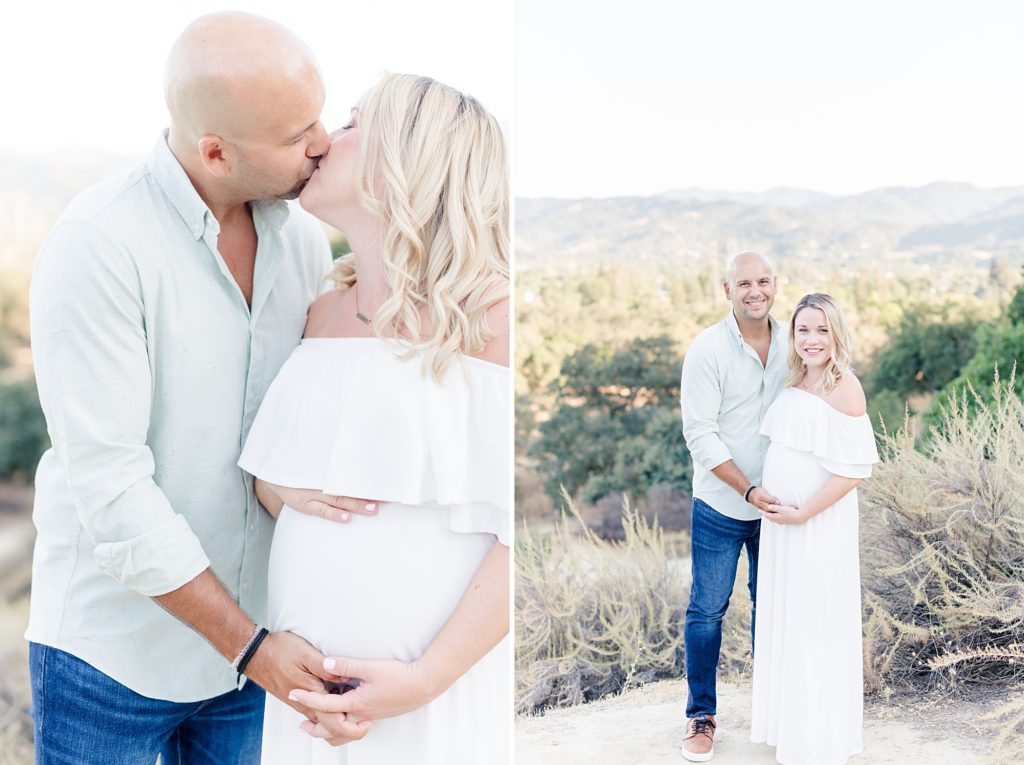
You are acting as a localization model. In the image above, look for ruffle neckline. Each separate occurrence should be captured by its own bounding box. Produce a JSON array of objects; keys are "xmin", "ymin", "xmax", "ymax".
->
[
  {"xmin": 761, "ymin": 387, "xmax": 879, "ymax": 476},
  {"xmin": 239, "ymin": 338, "xmax": 509, "ymax": 544}
]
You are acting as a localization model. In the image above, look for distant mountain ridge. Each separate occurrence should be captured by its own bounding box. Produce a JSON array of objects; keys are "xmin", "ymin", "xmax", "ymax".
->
[{"xmin": 516, "ymin": 183, "xmax": 1024, "ymax": 269}]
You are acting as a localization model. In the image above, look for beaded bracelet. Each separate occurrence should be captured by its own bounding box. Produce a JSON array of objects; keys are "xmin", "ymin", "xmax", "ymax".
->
[{"xmin": 233, "ymin": 625, "xmax": 270, "ymax": 678}]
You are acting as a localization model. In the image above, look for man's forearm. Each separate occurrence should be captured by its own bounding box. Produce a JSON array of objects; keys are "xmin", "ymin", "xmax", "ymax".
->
[
  {"xmin": 710, "ymin": 459, "xmax": 753, "ymax": 497},
  {"xmin": 154, "ymin": 568, "xmax": 254, "ymax": 662}
]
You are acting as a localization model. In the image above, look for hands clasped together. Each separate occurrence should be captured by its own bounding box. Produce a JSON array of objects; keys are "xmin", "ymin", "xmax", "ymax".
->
[
  {"xmin": 247, "ymin": 629, "xmax": 438, "ymax": 747},
  {"xmin": 748, "ymin": 487, "xmax": 807, "ymax": 525},
  {"xmin": 289, "ymin": 656, "xmax": 442, "ymax": 746}
]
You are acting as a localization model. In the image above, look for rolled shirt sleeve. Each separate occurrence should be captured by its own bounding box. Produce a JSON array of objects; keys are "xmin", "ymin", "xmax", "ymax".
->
[
  {"xmin": 680, "ymin": 334, "xmax": 733, "ymax": 471},
  {"xmin": 31, "ymin": 219, "xmax": 209, "ymax": 596}
]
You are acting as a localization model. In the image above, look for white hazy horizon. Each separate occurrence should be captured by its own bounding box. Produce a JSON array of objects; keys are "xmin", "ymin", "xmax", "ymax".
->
[
  {"xmin": 515, "ymin": 179, "xmax": 1024, "ymax": 202},
  {"xmin": 516, "ymin": 0, "xmax": 1024, "ymax": 198}
]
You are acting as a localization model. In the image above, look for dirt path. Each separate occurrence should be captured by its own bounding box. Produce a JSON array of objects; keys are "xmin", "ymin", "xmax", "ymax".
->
[{"xmin": 516, "ymin": 679, "xmax": 984, "ymax": 764}]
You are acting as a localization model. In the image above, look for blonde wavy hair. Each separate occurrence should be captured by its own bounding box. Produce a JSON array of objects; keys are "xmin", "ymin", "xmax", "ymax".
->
[
  {"xmin": 328, "ymin": 73, "xmax": 509, "ymax": 380},
  {"xmin": 785, "ymin": 293, "xmax": 854, "ymax": 394}
]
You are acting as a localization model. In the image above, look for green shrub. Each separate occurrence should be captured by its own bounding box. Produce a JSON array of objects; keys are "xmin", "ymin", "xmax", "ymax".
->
[
  {"xmin": 0, "ymin": 376, "xmax": 48, "ymax": 481},
  {"xmin": 530, "ymin": 336, "xmax": 688, "ymax": 507}
]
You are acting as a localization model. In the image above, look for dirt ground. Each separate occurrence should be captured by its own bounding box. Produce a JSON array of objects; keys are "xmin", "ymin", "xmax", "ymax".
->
[{"xmin": 516, "ymin": 678, "xmax": 987, "ymax": 765}]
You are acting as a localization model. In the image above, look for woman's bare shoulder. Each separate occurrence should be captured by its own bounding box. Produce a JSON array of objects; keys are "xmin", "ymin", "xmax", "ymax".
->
[
  {"xmin": 303, "ymin": 285, "xmax": 361, "ymax": 338},
  {"xmin": 827, "ymin": 372, "xmax": 867, "ymax": 417}
]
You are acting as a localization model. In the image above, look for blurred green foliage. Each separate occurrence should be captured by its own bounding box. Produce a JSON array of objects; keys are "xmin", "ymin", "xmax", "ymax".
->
[
  {"xmin": 530, "ymin": 335, "xmax": 690, "ymax": 505},
  {"xmin": 927, "ymin": 322, "xmax": 1024, "ymax": 429},
  {"xmin": 0, "ymin": 350, "xmax": 48, "ymax": 482},
  {"xmin": 330, "ymin": 237, "xmax": 351, "ymax": 260}
]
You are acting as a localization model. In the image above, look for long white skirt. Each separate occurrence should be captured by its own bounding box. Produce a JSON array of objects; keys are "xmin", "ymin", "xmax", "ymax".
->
[{"xmin": 751, "ymin": 441, "xmax": 864, "ymax": 765}]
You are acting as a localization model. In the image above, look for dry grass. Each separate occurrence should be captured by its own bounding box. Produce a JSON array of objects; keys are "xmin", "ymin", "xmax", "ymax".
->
[
  {"xmin": 0, "ymin": 512, "xmax": 33, "ymax": 765},
  {"xmin": 515, "ymin": 496, "xmax": 752, "ymax": 715},
  {"xmin": 861, "ymin": 375, "xmax": 1024, "ymax": 762},
  {"xmin": 0, "ymin": 638, "xmax": 32, "ymax": 765}
]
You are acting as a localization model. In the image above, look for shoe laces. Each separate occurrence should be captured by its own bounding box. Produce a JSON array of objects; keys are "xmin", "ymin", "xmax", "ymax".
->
[{"xmin": 691, "ymin": 716, "xmax": 715, "ymax": 737}]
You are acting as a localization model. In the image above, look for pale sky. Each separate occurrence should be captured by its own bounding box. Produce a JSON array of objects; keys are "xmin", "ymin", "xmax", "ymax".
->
[
  {"xmin": 2, "ymin": 0, "xmax": 512, "ymax": 160},
  {"xmin": 516, "ymin": 0, "xmax": 1024, "ymax": 198}
]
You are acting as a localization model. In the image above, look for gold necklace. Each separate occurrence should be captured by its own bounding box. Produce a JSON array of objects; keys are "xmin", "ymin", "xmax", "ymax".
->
[{"xmin": 355, "ymin": 285, "xmax": 371, "ymax": 325}]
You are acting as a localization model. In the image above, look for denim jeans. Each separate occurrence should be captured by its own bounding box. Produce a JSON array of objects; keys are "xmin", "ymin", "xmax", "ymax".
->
[
  {"xmin": 29, "ymin": 643, "xmax": 264, "ymax": 765},
  {"xmin": 684, "ymin": 498, "xmax": 760, "ymax": 718}
]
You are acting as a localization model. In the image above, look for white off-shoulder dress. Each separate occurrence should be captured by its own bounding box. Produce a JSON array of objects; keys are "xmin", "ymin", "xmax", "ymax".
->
[
  {"xmin": 750, "ymin": 387, "xmax": 879, "ymax": 765},
  {"xmin": 238, "ymin": 337, "xmax": 510, "ymax": 765}
]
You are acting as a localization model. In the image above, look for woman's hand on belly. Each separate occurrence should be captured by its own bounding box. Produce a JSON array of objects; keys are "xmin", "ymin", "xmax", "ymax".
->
[
  {"xmin": 259, "ymin": 480, "xmax": 380, "ymax": 523},
  {"xmin": 290, "ymin": 656, "xmax": 437, "ymax": 737},
  {"xmin": 761, "ymin": 503, "xmax": 808, "ymax": 525},
  {"xmin": 292, "ymin": 688, "xmax": 376, "ymax": 747}
]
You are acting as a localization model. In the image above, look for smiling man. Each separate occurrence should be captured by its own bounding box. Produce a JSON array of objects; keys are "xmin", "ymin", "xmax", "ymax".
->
[
  {"xmin": 25, "ymin": 12, "xmax": 364, "ymax": 764},
  {"xmin": 677, "ymin": 251, "xmax": 788, "ymax": 762}
]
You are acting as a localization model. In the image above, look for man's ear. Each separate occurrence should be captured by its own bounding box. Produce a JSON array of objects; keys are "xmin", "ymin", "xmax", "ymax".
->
[
  {"xmin": 723, "ymin": 281, "xmax": 732, "ymax": 300},
  {"xmin": 197, "ymin": 135, "xmax": 233, "ymax": 178}
]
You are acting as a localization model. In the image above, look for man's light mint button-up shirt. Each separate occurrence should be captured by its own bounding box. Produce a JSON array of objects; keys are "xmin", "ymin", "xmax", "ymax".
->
[
  {"xmin": 680, "ymin": 311, "xmax": 788, "ymax": 522},
  {"xmin": 27, "ymin": 133, "xmax": 332, "ymax": 702}
]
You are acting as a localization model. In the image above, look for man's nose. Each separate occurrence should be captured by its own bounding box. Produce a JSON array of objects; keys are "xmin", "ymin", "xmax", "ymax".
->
[{"xmin": 307, "ymin": 122, "xmax": 331, "ymax": 158}]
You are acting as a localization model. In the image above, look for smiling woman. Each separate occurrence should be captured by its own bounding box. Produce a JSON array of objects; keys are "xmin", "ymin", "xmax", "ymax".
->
[{"xmin": 752, "ymin": 293, "xmax": 877, "ymax": 765}]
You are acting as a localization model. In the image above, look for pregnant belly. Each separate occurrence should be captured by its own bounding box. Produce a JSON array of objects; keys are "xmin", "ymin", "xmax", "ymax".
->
[
  {"xmin": 762, "ymin": 442, "xmax": 831, "ymax": 508},
  {"xmin": 267, "ymin": 504, "xmax": 495, "ymax": 662}
]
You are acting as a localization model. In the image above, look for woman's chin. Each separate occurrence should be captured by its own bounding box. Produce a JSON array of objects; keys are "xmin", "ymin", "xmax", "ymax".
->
[
  {"xmin": 801, "ymin": 354, "xmax": 827, "ymax": 369},
  {"xmin": 298, "ymin": 187, "xmax": 321, "ymax": 217}
]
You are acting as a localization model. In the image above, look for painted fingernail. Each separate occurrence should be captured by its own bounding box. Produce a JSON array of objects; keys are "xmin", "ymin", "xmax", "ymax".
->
[
  {"xmin": 341, "ymin": 513, "xmax": 351, "ymax": 521},
  {"xmin": 288, "ymin": 691, "xmax": 299, "ymax": 701},
  {"xmin": 324, "ymin": 658, "xmax": 336, "ymax": 670},
  {"xmin": 365, "ymin": 503, "xmax": 377, "ymax": 513}
]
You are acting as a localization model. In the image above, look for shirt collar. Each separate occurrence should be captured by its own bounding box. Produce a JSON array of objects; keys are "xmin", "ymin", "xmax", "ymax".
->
[
  {"xmin": 724, "ymin": 309, "xmax": 783, "ymax": 348},
  {"xmin": 147, "ymin": 130, "xmax": 291, "ymax": 241}
]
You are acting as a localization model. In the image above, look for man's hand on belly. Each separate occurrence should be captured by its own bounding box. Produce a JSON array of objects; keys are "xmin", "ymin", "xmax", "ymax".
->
[{"xmin": 748, "ymin": 486, "xmax": 780, "ymax": 513}]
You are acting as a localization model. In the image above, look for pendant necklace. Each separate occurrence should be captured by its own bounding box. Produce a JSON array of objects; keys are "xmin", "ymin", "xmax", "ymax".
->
[{"xmin": 355, "ymin": 284, "xmax": 371, "ymax": 325}]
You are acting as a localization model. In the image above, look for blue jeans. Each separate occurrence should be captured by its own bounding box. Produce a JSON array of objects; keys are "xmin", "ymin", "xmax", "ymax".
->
[
  {"xmin": 29, "ymin": 643, "xmax": 264, "ymax": 765},
  {"xmin": 684, "ymin": 498, "xmax": 759, "ymax": 718}
]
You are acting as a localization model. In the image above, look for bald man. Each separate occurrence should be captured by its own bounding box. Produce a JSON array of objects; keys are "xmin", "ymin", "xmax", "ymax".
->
[
  {"xmin": 678, "ymin": 252, "xmax": 788, "ymax": 761},
  {"xmin": 27, "ymin": 13, "xmax": 368, "ymax": 763}
]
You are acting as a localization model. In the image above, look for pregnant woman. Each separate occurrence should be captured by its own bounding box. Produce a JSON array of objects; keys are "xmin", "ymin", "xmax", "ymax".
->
[
  {"xmin": 750, "ymin": 293, "xmax": 878, "ymax": 765},
  {"xmin": 238, "ymin": 73, "xmax": 510, "ymax": 764}
]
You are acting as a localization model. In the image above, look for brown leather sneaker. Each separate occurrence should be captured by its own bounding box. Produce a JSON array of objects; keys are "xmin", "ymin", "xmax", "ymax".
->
[{"xmin": 681, "ymin": 714, "xmax": 716, "ymax": 762}]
